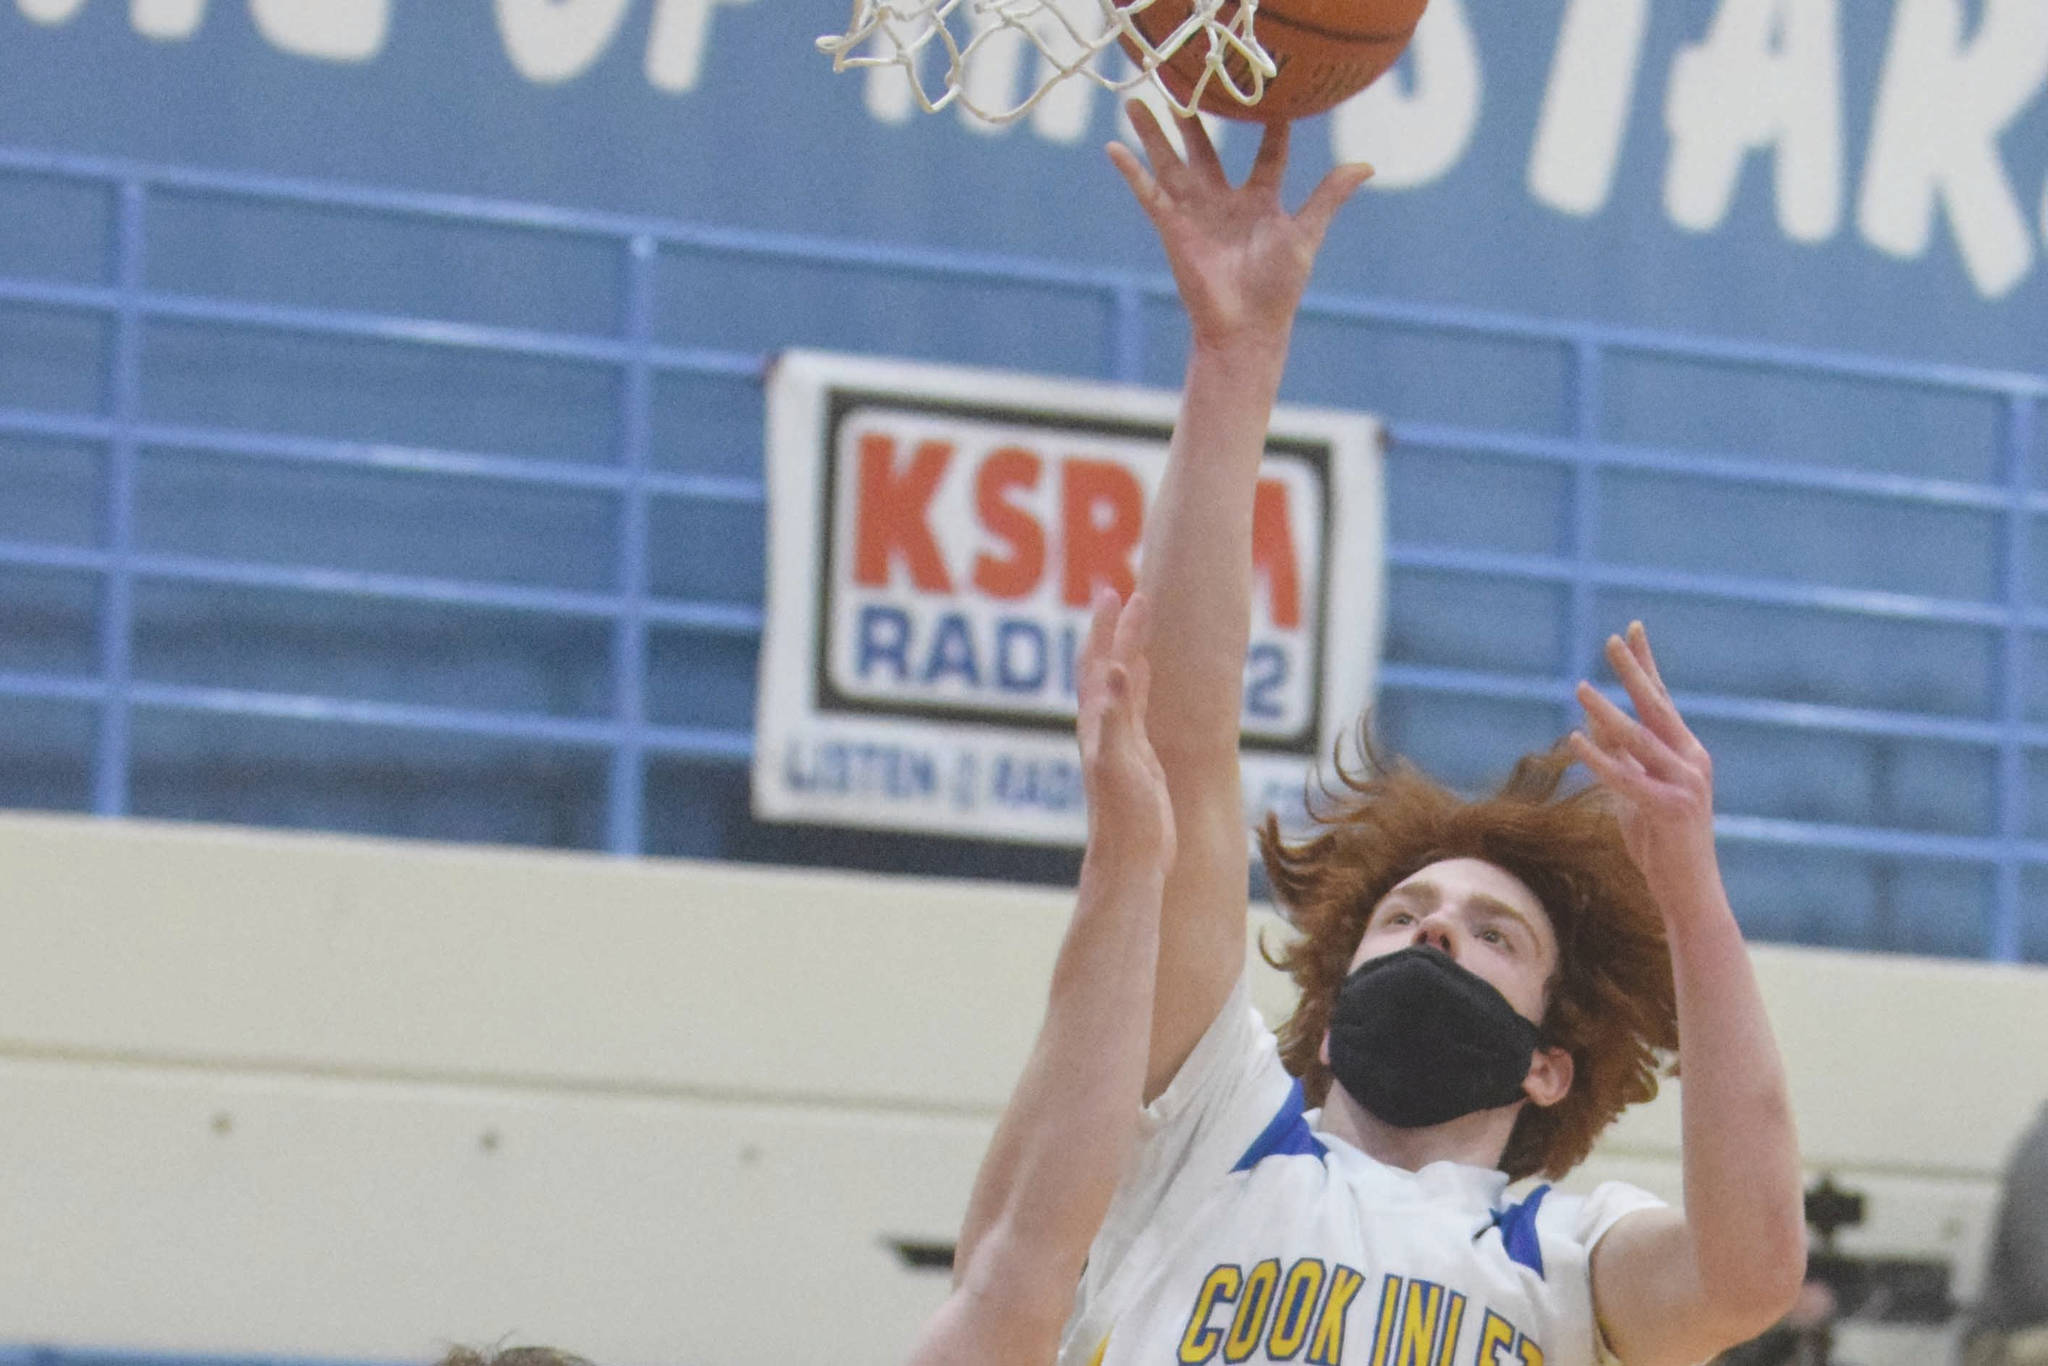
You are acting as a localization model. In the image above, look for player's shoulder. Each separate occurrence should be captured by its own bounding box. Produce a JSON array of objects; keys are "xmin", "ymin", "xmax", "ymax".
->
[{"xmin": 1526, "ymin": 1178, "xmax": 1669, "ymax": 1261}]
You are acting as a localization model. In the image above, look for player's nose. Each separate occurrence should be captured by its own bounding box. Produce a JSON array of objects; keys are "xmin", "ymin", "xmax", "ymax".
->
[{"xmin": 1410, "ymin": 918, "xmax": 1456, "ymax": 956}]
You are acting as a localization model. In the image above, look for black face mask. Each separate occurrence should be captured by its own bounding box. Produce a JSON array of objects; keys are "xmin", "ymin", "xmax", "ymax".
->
[{"xmin": 1325, "ymin": 946, "xmax": 1546, "ymax": 1129}]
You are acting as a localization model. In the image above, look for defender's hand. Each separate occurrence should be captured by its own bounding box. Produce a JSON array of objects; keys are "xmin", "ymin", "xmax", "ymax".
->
[
  {"xmin": 1106, "ymin": 102, "xmax": 1373, "ymax": 351},
  {"xmin": 1077, "ymin": 587, "xmax": 1175, "ymax": 870},
  {"xmin": 1570, "ymin": 622, "xmax": 1720, "ymax": 905}
]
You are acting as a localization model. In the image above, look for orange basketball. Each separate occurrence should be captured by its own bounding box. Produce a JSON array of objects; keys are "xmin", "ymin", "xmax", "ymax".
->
[{"xmin": 1124, "ymin": 0, "xmax": 1428, "ymax": 122}]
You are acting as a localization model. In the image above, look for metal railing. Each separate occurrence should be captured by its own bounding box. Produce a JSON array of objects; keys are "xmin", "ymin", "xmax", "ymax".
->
[
  {"xmin": 1, "ymin": 145, "xmax": 2042, "ymax": 959},
  {"xmin": 0, "ymin": 1351, "xmax": 387, "ymax": 1366}
]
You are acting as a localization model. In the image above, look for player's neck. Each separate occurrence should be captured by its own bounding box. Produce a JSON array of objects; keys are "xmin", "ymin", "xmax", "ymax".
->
[{"xmin": 1318, "ymin": 1080, "xmax": 1521, "ymax": 1175}]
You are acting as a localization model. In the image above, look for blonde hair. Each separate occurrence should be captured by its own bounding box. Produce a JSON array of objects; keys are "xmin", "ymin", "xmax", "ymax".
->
[{"xmin": 439, "ymin": 1348, "xmax": 593, "ymax": 1366}]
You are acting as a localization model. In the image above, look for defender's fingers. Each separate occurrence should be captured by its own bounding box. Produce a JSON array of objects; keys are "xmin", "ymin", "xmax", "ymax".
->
[
  {"xmin": 1079, "ymin": 584, "xmax": 1123, "ymax": 672},
  {"xmin": 1110, "ymin": 589, "xmax": 1154, "ymax": 662},
  {"xmin": 1079, "ymin": 658, "xmax": 1131, "ymax": 757},
  {"xmin": 1296, "ymin": 161, "xmax": 1374, "ymax": 239},
  {"xmin": 1089, "ymin": 660, "xmax": 1136, "ymax": 751},
  {"xmin": 1247, "ymin": 116, "xmax": 1290, "ymax": 192},
  {"xmin": 1126, "ymin": 651, "xmax": 1154, "ymax": 731}
]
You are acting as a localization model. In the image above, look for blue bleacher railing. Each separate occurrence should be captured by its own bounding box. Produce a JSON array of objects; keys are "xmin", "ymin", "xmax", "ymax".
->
[
  {"xmin": 0, "ymin": 145, "xmax": 2043, "ymax": 960},
  {"xmin": 0, "ymin": 1349, "xmax": 397, "ymax": 1366}
]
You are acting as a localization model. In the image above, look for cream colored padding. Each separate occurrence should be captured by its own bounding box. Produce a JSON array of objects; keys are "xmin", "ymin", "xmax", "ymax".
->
[{"xmin": 1, "ymin": 811, "xmax": 2044, "ymax": 1363}]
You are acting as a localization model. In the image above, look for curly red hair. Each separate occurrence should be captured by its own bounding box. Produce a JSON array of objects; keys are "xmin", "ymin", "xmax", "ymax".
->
[{"xmin": 1258, "ymin": 735, "xmax": 1678, "ymax": 1181}]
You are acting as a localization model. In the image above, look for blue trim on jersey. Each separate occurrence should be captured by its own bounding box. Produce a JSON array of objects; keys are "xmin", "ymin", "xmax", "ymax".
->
[
  {"xmin": 1231, "ymin": 1077, "xmax": 1328, "ymax": 1172},
  {"xmin": 1491, "ymin": 1183, "xmax": 1551, "ymax": 1278}
]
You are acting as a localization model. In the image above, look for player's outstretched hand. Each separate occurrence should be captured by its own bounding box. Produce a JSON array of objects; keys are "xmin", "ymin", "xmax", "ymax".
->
[
  {"xmin": 1077, "ymin": 586, "xmax": 1175, "ymax": 871},
  {"xmin": 1106, "ymin": 101, "xmax": 1373, "ymax": 351},
  {"xmin": 1569, "ymin": 622, "xmax": 1719, "ymax": 903}
]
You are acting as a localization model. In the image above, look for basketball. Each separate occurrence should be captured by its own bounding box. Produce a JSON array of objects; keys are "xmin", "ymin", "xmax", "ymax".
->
[{"xmin": 1125, "ymin": 0, "xmax": 1429, "ymax": 122}]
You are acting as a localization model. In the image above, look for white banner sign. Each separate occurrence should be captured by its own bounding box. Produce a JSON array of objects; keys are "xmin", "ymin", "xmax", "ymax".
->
[{"xmin": 752, "ymin": 348, "xmax": 1385, "ymax": 846}]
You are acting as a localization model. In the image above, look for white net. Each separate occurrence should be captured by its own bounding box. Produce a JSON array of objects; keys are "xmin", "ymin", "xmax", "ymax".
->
[{"xmin": 817, "ymin": 0, "xmax": 1275, "ymax": 125}]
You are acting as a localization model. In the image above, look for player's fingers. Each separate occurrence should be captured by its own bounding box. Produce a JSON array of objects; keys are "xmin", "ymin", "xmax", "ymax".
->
[
  {"xmin": 1577, "ymin": 680, "xmax": 1684, "ymax": 781},
  {"xmin": 1122, "ymin": 99, "xmax": 1186, "ymax": 181},
  {"xmin": 1574, "ymin": 726, "xmax": 1658, "ymax": 792},
  {"xmin": 1296, "ymin": 161, "xmax": 1374, "ymax": 239},
  {"xmin": 1569, "ymin": 729, "xmax": 1646, "ymax": 793},
  {"xmin": 1247, "ymin": 116, "xmax": 1290, "ymax": 194},
  {"xmin": 1604, "ymin": 632, "xmax": 1696, "ymax": 756},
  {"xmin": 1627, "ymin": 620, "xmax": 1671, "ymax": 692},
  {"xmin": 1575, "ymin": 683, "xmax": 1636, "ymax": 761},
  {"xmin": 1176, "ymin": 110, "xmax": 1226, "ymax": 183},
  {"xmin": 1576, "ymin": 679, "xmax": 1647, "ymax": 752},
  {"xmin": 1106, "ymin": 141, "xmax": 1164, "ymax": 217}
]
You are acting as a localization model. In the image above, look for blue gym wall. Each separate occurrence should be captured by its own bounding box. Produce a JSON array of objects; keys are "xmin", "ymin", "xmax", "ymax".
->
[{"xmin": 2, "ymin": 0, "xmax": 2047, "ymax": 960}]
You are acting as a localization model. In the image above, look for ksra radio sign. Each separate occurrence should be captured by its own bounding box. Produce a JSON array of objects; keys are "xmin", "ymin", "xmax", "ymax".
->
[{"xmin": 754, "ymin": 350, "xmax": 1384, "ymax": 846}]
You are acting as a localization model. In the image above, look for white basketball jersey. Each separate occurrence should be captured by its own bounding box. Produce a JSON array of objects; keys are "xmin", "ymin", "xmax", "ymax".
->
[{"xmin": 1058, "ymin": 975, "xmax": 1662, "ymax": 1366}]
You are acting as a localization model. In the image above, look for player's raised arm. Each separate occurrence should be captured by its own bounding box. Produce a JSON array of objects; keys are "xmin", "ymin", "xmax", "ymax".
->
[
  {"xmin": 1570, "ymin": 624, "xmax": 1807, "ymax": 1366},
  {"xmin": 1106, "ymin": 105, "xmax": 1372, "ymax": 1102},
  {"xmin": 907, "ymin": 589, "xmax": 1173, "ymax": 1366}
]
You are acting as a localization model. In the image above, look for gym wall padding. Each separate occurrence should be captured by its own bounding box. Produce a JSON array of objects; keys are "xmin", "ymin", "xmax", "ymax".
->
[{"xmin": 1, "ymin": 811, "xmax": 2042, "ymax": 1363}]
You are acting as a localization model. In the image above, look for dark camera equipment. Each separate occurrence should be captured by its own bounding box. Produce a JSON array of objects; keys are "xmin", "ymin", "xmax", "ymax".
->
[
  {"xmin": 1715, "ymin": 1176, "xmax": 1957, "ymax": 1366},
  {"xmin": 1803, "ymin": 1174, "xmax": 1955, "ymax": 1326}
]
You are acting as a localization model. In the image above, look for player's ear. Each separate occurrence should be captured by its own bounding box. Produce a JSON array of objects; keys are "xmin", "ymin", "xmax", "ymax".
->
[
  {"xmin": 1318, "ymin": 1030, "xmax": 1331, "ymax": 1070},
  {"xmin": 1522, "ymin": 1045, "xmax": 1573, "ymax": 1109}
]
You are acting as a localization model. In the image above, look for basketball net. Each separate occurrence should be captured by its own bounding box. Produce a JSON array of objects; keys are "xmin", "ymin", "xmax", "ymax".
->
[{"xmin": 817, "ymin": 0, "xmax": 1275, "ymax": 125}]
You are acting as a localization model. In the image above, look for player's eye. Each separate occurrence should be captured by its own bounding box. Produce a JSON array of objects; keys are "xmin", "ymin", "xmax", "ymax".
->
[{"xmin": 1480, "ymin": 927, "xmax": 1508, "ymax": 947}]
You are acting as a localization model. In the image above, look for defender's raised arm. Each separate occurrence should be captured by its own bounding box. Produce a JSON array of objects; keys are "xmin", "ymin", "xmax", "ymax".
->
[
  {"xmin": 907, "ymin": 590, "xmax": 1173, "ymax": 1366},
  {"xmin": 1106, "ymin": 105, "xmax": 1372, "ymax": 1101}
]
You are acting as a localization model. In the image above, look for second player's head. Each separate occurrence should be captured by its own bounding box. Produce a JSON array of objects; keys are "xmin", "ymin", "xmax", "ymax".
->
[{"xmin": 1258, "ymin": 737, "xmax": 1678, "ymax": 1180}]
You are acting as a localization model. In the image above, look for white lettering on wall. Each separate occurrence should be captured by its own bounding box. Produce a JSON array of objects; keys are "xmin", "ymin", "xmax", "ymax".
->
[
  {"xmin": 956, "ymin": 12, "xmax": 1032, "ymax": 137},
  {"xmin": 854, "ymin": 0, "xmax": 1137, "ymax": 141},
  {"xmin": 1025, "ymin": 50, "xmax": 1094, "ymax": 144},
  {"xmin": 19, "ymin": 0, "xmax": 384, "ymax": 53},
  {"xmin": 1328, "ymin": 0, "xmax": 1479, "ymax": 189},
  {"xmin": 17, "ymin": 0, "xmax": 88, "ymax": 22},
  {"xmin": 131, "ymin": 0, "xmax": 204, "ymax": 41},
  {"xmin": 1012, "ymin": 0, "xmax": 1156, "ymax": 144},
  {"xmin": 645, "ymin": 0, "xmax": 758, "ymax": 92},
  {"xmin": 1663, "ymin": 0, "xmax": 1842, "ymax": 243},
  {"xmin": 1021, "ymin": 0, "xmax": 1103, "ymax": 144},
  {"xmin": 1858, "ymin": 0, "xmax": 2048, "ymax": 299},
  {"xmin": 12, "ymin": 0, "xmax": 2046, "ymax": 308},
  {"xmin": 1527, "ymin": 0, "xmax": 1648, "ymax": 216},
  {"xmin": 494, "ymin": 0, "xmax": 634, "ymax": 84},
  {"xmin": 249, "ymin": 0, "xmax": 388, "ymax": 61},
  {"xmin": 863, "ymin": 59, "xmax": 917, "ymax": 125}
]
